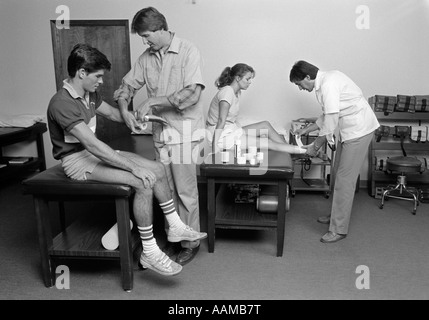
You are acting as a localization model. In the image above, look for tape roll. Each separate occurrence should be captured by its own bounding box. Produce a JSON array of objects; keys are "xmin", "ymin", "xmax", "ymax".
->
[
  {"xmin": 221, "ymin": 151, "xmax": 229, "ymax": 163},
  {"xmin": 237, "ymin": 156, "xmax": 246, "ymax": 164},
  {"xmin": 244, "ymin": 153, "xmax": 254, "ymax": 161},
  {"xmin": 101, "ymin": 220, "xmax": 134, "ymax": 250},
  {"xmin": 248, "ymin": 146, "xmax": 257, "ymax": 155},
  {"xmin": 136, "ymin": 122, "xmax": 148, "ymax": 132}
]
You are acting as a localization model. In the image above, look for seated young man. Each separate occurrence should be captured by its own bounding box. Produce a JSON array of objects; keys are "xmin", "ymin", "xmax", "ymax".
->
[{"xmin": 47, "ymin": 43, "xmax": 206, "ymax": 276}]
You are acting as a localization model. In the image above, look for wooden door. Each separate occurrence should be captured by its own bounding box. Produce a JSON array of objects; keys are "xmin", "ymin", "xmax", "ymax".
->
[{"xmin": 50, "ymin": 20, "xmax": 132, "ymax": 142}]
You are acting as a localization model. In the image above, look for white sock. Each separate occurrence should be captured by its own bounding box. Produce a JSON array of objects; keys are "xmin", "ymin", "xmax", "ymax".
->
[
  {"xmin": 159, "ymin": 199, "xmax": 186, "ymax": 230},
  {"xmin": 138, "ymin": 225, "xmax": 160, "ymax": 258}
]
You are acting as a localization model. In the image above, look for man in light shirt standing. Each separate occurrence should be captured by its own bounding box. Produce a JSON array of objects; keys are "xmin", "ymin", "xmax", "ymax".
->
[
  {"xmin": 290, "ymin": 60, "xmax": 379, "ymax": 243},
  {"xmin": 114, "ymin": 7, "xmax": 205, "ymax": 264}
]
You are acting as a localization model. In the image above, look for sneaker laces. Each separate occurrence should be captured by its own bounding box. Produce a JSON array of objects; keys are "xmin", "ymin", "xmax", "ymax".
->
[
  {"xmin": 155, "ymin": 252, "xmax": 172, "ymax": 269},
  {"xmin": 183, "ymin": 225, "xmax": 195, "ymax": 232}
]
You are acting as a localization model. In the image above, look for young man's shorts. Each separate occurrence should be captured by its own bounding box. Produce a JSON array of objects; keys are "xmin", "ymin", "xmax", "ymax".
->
[{"xmin": 61, "ymin": 149, "xmax": 102, "ymax": 181}]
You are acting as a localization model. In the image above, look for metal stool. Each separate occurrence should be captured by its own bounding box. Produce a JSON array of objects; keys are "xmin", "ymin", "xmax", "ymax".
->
[{"xmin": 380, "ymin": 156, "xmax": 422, "ymax": 215}]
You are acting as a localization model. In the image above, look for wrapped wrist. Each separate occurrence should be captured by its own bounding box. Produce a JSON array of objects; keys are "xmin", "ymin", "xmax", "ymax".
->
[{"xmin": 292, "ymin": 145, "xmax": 307, "ymax": 154}]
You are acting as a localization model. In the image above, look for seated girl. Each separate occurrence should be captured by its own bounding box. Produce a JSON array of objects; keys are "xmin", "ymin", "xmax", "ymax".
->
[{"xmin": 205, "ymin": 63, "xmax": 306, "ymax": 154}]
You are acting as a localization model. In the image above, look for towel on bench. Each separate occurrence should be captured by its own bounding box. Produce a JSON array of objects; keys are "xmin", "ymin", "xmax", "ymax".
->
[{"xmin": 0, "ymin": 113, "xmax": 45, "ymax": 128}]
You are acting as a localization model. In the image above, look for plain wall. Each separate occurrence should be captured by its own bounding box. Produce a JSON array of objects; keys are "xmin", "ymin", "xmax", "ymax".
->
[{"xmin": 1, "ymin": 0, "xmax": 428, "ymax": 180}]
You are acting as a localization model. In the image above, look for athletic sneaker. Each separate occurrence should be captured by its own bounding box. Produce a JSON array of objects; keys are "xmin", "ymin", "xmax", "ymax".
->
[
  {"xmin": 167, "ymin": 225, "xmax": 207, "ymax": 243},
  {"xmin": 139, "ymin": 251, "xmax": 182, "ymax": 276}
]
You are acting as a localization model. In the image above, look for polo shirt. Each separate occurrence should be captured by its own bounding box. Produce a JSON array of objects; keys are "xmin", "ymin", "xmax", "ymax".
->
[{"xmin": 47, "ymin": 79, "xmax": 102, "ymax": 159}]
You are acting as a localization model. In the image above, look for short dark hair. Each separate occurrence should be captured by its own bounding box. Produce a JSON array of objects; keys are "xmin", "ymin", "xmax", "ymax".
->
[
  {"xmin": 67, "ymin": 43, "xmax": 111, "ymax": 77},
  {"xmin": 131, "ymin": 7, "xmax": 168, "ymax": 34},
  {"xmin": 289, "ymin": 60, "xmax": 319, "ymax": 82},
  {"xmin": 215, "ymin": 63, "xmax": 255, "ymax": 89}
]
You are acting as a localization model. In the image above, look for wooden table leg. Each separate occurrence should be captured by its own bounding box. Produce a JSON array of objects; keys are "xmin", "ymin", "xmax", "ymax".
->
[
  {"xmin": 115, "ymin": 197, "xmax": 133, "ymax": 292},
  {"xmin": 276, "ymin": 180, "xmax": 287, "ymax": 257},
  {"xmin": 58, "ymin": 201, "xmax": 66, "ymax": 232},
  {"xmin": 36, "ymin": 132, "xmax": 46, "ymax": 171},
  {"xmin": 34, "ymin": 196, "xmax": 55, "ymax": 287},
  {"xmin": 207, "ymin": 178, "xmax": 216, "ymax": 253}
]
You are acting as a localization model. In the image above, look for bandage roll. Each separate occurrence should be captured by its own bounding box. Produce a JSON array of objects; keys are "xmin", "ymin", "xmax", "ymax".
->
[
  {"xmin": 101, "ymin": 220, "xmax": 134, "ymax": 250},
  {"xmin": 244, "ymin": 153, "xmax": 254, "ymax": 161},
  {"xmin": 237, "ymin": 156, "xmax": 246, "ymax": 164},
  {"xmin": 248, "ymin": 146, "xmax": 257, "ymax": 155},
  {"xmin": 221, "ymin": 151, "xmax": 229, "ymax": 163}
]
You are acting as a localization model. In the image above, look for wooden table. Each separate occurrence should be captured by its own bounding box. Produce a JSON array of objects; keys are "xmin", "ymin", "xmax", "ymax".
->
[
  {"xmin": 0, "ymin": 122, "xmax": 47, "ymax": 181},
  {"xmin": 22, "ymin": 134, "xmax": 154, "ymax": 292},
  {"xmin": 200, "ymin": 150, "xmax": 294, "ymax": 257}
]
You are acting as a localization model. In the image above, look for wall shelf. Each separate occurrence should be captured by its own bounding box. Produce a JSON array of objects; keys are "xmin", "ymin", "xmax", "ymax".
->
[{"xmin": 368, "ymin": 101, "xmax": 429, "ymax": 197}]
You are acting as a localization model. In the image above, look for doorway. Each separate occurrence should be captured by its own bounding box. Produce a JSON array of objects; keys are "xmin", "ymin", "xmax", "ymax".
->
[{"xmin": 50, "ymin": 20, "xmax": 132, "ymax": 142}]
